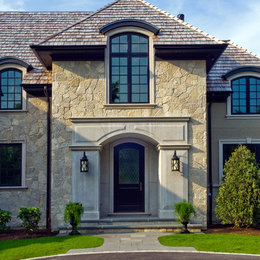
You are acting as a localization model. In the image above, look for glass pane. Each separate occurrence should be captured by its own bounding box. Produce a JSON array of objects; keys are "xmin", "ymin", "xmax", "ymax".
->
[
  {"xmin": 120, "ymin": 44, "xmax": 127, "ymax": 53},
  {"xmin": 132, "ymin": 35, "xmax": 139, "ymax": 43},
  {"xmin": 132, "ymin": 67, "xmax": 139, "ymax": 75},
  {"xmin": 240, "ymin": 85, "xmax": 246, "ymax": 92},
  {"xmin": 119, "ymin": 148, "xmax": 139, "ymax": 184},
  {"xmin": 132, "ymin": 85, "xmax": 139, "ymax": 93},
  {"xmin": 132, "ymin": 57, "xmax": 139, "ymax": 66},
  {"xmin": 112, "ymin": 67, "xmax": 119, "ymax": 75},
  {"xmin": 250, "ymin": 85, "xmax": 256, "ymax": 91},
  {"xmin": 120, "ymin": 76, "xmax": 127, "ymax": 84},
  {"xmin": 132, "ymin": 93, "xmax": 139, "ymax": 102},
  {"xmin": 233, "ymin": 85, "xmax": 239, "ymax": 92},
  {"xmin": 140, "ymin": 76, "xmax": 147, "ymax": 84},
  {"xmin": 119, "ymin": 84, "xmax": 127, "ymax": 93},
  {"xmin": 239, "ymin": 78, "xmax": 246, "ymax": 84},
  {"xmin": 8, "ymin": 70, "xmax": 15, "ymax": 77},
  {"xmin": 119, "ymin": 94, "xmax": 128, "ymax": 103},
  {"xmin": 111, "ymin": 37, "xmax": 119, "ymax": 44},
  {"xmin": 120, "ymin": 35, "xmax": 127, "ymax": 43},
  {"xmin": 132, "ymin": 76, "xmax": 139, "ymax": 84},
  {"xmin": 140, "ymin": 67, "xmax": 147, "ymax": 75},
  {"xmin": 140, "ymin": 58, "xmax": 148, "ymax": 66},
  {"xmin": 140, "ymin": 44, "xmax": 148, "ymax": 52},
  {"xmin": 1, "ymin": 71, "xmax": 8, "ymax": 78},
  {"xmin": 140, "ymin": 84, "xmax": 148, "ymax": 92},
  {"xmin": 1, "ymin": 78, "xmax": 7, "ymax": 85},
  {"xmin": 120, "ymin": 58, "xmax": 127, "ymax": 66},
  {"xmin": 250, "ymin": 106, "xmax": 257, "ymax": 113},
  {"xmin": 112, "ymin": 57, "xmax": 119, "ymax": 66},
  {"xmin": 120, "ymin": 67, "xmax": 127, "ymax": 75},
  {"xmin": 250, "ymin": 78, "xmax": 256, "ymax": 84},
  {"xmin": 111, "ymin": 44, "xmax": 119, "ymax": 53},
  {"xmin": 140, "ymin": 93, "xmax": 148, "ymax": 102}
]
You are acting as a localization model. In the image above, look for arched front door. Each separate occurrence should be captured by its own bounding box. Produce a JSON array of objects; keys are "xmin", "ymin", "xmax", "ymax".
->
[{"xmin": 114, "ymin": 142, "xmax": 144, "ymax": 212}]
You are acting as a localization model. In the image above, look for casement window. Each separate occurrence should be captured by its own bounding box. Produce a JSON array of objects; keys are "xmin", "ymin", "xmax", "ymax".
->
[
  {"xmin": 0, "ymin": 69, "xmax": 22, "ymax": 110},
  {"xmin": 0, "ymin": 144, "xmax": 22, "ymax": 186},
  {"xmin": 231, "ymin": 76, "xmax": 260, "ymax": 114},
  {"xmin": 110, "ymin": 33, "xmax": 149, "ymax": 103}
]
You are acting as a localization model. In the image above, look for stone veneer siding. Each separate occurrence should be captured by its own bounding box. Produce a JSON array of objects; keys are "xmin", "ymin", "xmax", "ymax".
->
[
  {"xmin": 51, "ymin": 59, "xmax": 207, "ymax": 228},
  {"xmin": 0, "ymin": 96, "xmax": 47, "ymax": 227}
]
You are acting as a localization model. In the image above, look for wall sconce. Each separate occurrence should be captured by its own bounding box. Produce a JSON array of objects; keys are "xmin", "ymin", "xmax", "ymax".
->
[
  {"xmin": 171, "ymin": 151, "xmax": 180, "ymax": 171},
  {"xmin": 80, "ymin": 152, "xmax": 88, "ymax": 172}
]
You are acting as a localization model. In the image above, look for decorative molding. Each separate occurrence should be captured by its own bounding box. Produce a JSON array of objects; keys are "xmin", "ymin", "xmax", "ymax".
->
[
  {"xmin": 70, "ymin": 117, "xmax": 190, "ymax": 123},
  {"xmin": 0, "ymin": 186, "xmax": 28, "ymax": 190},
  {"xmin": 69, "ymin": 145, "xmax": 103, "ymax": 151},
  {"xmin": 0, "ymin": 57, "xmax": 33, "ymax": 71},
  {"xmin": 103, "ymin": 104, "xmax": 157, "ymax": 109},
  {"xmin": 222, "ymin": 66, "xmax": 260, "ymax": 80},
  {"xmin": 226, "ymin": 115, "xmax": 260, "ymax": 120},
  {"xmin": 100, "ymin": 19, "xmax": 160, "ymax": 35},
  {"xmin": 0, "ymin": 110, "xmax": 28, "ymax": 113},
  {"xmin": 157, "ymin": 144, "xmax": 191, "ymax": 150}
]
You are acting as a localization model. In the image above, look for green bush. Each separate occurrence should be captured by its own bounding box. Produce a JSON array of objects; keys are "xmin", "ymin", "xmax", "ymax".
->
[
  {"xmin": 174, "ymin": 200, "xmax": 196, "ymax": 223},
  {"xmin": 0, "ymin": 209, "xmax": 11, "ymax": 231},
  {"xmin": 17, "ymin": 207, "xmax": 41, "ymax": 232},
  {"xmin": 215, "ymin": 145, "xmax": 260, "ymax": 227},
  {"xmin": 64, "ymin": 202, "xmax": 84, "ymax": 235}
]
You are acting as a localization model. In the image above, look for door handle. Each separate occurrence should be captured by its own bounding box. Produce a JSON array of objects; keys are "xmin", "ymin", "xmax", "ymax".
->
[{"xmin": 140, "ymin": 182, "xmax": 143, "ymax": 191}]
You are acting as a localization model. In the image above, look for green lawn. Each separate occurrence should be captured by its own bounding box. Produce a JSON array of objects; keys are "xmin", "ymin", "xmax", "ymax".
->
[
  {"xmin": 0, "ymin": 235, "xmax": 104, "ymax": 260},
  {"xmin": 158, "ymin": 233, "xmax": 260, "ymax": 254}
]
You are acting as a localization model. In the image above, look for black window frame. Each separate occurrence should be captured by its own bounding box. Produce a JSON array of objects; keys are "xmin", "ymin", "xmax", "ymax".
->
[
  {"xmin": 109, "ymin": 32, "xmax": 149, "ymax": 104},
  {"xmin": 0, "ymin": 143, "xmax": 22, "ymax": 187},
  {"xmin": 0, "ymin": 68, "xmax": 23, "ymax": 110},
  {"xmin": 231, "ymin": 76, "xmax": 260, "ymax": 114}
]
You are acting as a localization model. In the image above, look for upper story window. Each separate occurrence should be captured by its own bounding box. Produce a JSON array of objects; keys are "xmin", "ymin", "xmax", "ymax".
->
[
  {"xmin": 231, "ymin": 76, "xmax": 260, "ymax": 114},
  {"xmin": 110, "ymin": 33, "xmax": 149, "ymax": 103},
  {"xmin": 0, "ymin": 69, "xmax": 22, "ymax": 110}
]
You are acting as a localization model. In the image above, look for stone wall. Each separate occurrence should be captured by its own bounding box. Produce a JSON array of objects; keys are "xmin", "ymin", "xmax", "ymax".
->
[
  {"xmin": 0, "ymin": 96, "xmax": 47, "ymax": 227},
  {"xmin": 51, "ymin": 59, "xmax": 207, "ymax": 228}
]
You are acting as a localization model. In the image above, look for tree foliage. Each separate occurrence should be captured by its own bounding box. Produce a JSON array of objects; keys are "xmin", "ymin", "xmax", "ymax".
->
[
  {"xmin": 174, "ymin": 200, "xmax": 196, "ymax": 223},
  {"xmin": 215, "ymin": 145, "xmax": 260, "ymax": 227},
  {"xmin": 17, "ymin": 207, "xmax": 41, "ymax": 232}
]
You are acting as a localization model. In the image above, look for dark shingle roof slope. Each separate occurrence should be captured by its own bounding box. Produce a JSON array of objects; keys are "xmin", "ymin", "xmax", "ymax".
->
[
  {"xmin": 0, "ymin": 12, "xmax": 92, "ymax": 84},
  {"xmin": 207, "ymin": 43, "xmax": 260, "ymax": 92},
  {"xmin": 38, "ymin": 0, "xmax": 223, "ymax": 46}
]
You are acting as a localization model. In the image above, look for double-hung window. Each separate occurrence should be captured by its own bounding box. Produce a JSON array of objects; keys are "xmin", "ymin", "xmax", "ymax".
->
[
  {"xmin": 0, "ymin": 69, "xmax": 22, "ymax": 110},
  {"xmin": 110, "ymin": 33, "xmax": 149, "ymax": 103},
  {"xmin": 231, "ymin": 76, "xmax": 260, "ymax": 114},
  {"xmin": 0, "ymin": 144, "xmax": 22, "ymax": 186}
]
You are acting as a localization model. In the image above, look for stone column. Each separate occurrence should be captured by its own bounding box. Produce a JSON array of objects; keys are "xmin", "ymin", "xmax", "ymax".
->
[
  {"xmin": 158, "ymin": 146, "xmax": 189, "ymax": 219},
  {"xmin": 72, "ymin": 149, "xmax": 101, "ymax": 220}
]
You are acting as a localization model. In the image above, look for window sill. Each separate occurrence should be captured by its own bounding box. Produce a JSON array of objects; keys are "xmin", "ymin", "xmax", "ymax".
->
[
  {"xmin": 0, "ymin": 110, "xmax": 28, "ymax": 113},
  {"xmin": 226, "ymin": 115, "xmax": 260, "ymax": 120},
  {"xmin": 104, "ymin": 104, "xmax": 157, "ymax": 109},
  {"xmin": 0, "ymin": 186, "xmax": 28, "ymax": 190}
]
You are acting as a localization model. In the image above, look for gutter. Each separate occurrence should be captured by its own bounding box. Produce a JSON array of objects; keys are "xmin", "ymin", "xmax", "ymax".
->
[
  {"xmin": 208, "ymin": 101, "xmax": 213, "ymax": 225},
  {"xmin": 44, "ymin": 86, "xmax": 51, "ymax": 230}
]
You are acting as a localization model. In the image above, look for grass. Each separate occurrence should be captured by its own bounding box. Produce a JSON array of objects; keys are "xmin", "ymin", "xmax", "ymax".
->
[
  {"xmin": 0, "ymin": 235, "xmax": 104, "ymax": 260},
  {"xmin": 158, "ymin": 233, "xmax": 260, "ymax": 255}
]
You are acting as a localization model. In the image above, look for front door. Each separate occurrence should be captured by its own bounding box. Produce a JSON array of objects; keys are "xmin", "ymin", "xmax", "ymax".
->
[{"xmin": 114, "ymin": 143, "xmax": 144, "ymax": 212}]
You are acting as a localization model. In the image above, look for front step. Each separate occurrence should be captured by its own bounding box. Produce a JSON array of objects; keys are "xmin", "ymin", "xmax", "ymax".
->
[{"xmin": 59, "ymin": 217, "xmax": 202, "ymax": 234}]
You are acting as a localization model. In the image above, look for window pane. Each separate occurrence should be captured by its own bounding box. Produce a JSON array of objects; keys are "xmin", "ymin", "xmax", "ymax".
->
[
  {"xmin": 140, "ymin": 58, "xmax": 148, "ymax": 66},
  {"xmin": 132, "ymin": 85, "xmax": 139, "ymax": 93},
  {"xmin": 120, "ymin": 35, "xmax": 127, "ymax": 43},
  {"xmin": 250, "ymin": 78, "xmax": 256, "ymax": 84},
  {"xmin": 120, "ymin": 58, "xmax": 127, "ymax": 66},
  {"xmin": 112, "ymin": 44, "xmax": 119, "ymax": 53},
  {"xmin": 112, "ymin": 57, "xmax": 119, "ymax": 66},
  {"xmin": 112, "ymin": 67, "xmax": 119, "ymax": 75},
  {"xmin": 120, "ymin": 44, "xmax": 128, "ymax": 53},
  {"xmin": 140, "ymin": 93, "xmax": 148, "ymax": 102},
  {"xmin": 132, "ymin": 93, "xmax": 139, "ymax": 102},
  {"xmin": 119, "ymin": 94, "xmax": 128, "ymax": 102},
  {"xmin": 120, "ymin": 67, "xmax": 127, "ymax": 75},
  {"xmin": 119, "ymin": 84, "xmax": 127, "ymax": 93},
  {"xmin": 120, "ymin": 76, "xmax": 127, "ymax": 84},
  {"xmin": 111, "ymin": 36, "xmax": 119, "ymax": 44}
]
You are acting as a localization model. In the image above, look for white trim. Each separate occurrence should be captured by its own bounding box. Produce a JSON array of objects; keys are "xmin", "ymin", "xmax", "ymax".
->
[
  {"xmin": 104, "ymin": 27, "xmax": 155, "ymax": 105},
  {"xmin": 0, "ymin": 140, "xmax": 26, "ymax": 188},
  {"xmin": 0, "ymin": 64, "xmax": 27, "ymax": 112},
  {"xmin": 218, "ymin": 139, "xmax": 260, "ymax": 184},
  {"xmin": 226, "ymin": 73, "xmax": 260, "ymax": 118}
]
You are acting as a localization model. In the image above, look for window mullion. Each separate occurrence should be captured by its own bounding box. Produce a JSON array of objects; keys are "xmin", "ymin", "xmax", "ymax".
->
[
  {"xmin": 246, "ymin": 77, "xmax": 250, "ymax": 114},
  {"xmin": 128, "ymin": 34, "xmax": 132, "ymax": 103}
]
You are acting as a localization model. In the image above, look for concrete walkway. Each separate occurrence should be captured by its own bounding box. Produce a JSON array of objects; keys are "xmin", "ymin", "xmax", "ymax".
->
[{"xmin": 67, "ymin": 232, "xmax": 196, "ymax": 254}]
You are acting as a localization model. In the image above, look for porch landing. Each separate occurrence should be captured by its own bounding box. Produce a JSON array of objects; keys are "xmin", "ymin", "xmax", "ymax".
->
[{"xmin": 59, "ymin": 216, "xmax": 202, "ymax": 234}]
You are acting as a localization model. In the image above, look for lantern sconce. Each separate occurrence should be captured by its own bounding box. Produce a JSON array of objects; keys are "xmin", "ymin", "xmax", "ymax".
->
[
  {"xmin": 171, "ymin": 151, "xmax": 180, "ymax": 171},
  {"xmin": 80, "ymin": 152, "xmax": 89, "ymax": 173}
]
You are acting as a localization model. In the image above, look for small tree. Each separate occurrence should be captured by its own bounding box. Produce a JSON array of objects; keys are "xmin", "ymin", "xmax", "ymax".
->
[
  {"xmin": 174, "ymin": 200, "xmax": 196, "ymax": 233},
  {"xmin": 215, "ymin": 145, "xmax": 260, "ymax": 227},
  {"xmin": 64, "ymin": 202, "xmax": 84, "ymax": 235},
  {"xmin": 0, "ymin": 209, "xmax": 11, "ymax": 231}
]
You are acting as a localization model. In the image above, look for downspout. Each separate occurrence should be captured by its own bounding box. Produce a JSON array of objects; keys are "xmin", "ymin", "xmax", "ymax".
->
[
  {"xmin": 208, "ymin": 99, "xmax": 213, "ymax": 226},
  {"xmin": 44, "ymin": 86, "xmax": 51, "ymax": 230}
]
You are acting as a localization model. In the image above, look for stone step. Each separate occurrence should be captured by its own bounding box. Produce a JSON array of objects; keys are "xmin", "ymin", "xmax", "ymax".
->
[{"xmin": 59, "ymin": 219, "xmax": 202, "ymax": 234}]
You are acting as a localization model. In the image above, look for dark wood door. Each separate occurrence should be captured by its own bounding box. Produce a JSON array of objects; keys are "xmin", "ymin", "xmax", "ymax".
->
[{"xmin": 114, "ymin": 143, "xmax": 144, "ymax": 212}]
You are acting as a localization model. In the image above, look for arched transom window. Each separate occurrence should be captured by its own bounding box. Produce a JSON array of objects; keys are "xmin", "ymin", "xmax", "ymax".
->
[
  {"xmin": 231, "ymin": 76, "xmax": 260, "ymax": 114},
  {"xmin": 0, "ymin": 69, "xmax": 22, "ymax": 110},
  {"xmin": 110, "ymin": 33, "xmax": 149, "ymax": 103}
]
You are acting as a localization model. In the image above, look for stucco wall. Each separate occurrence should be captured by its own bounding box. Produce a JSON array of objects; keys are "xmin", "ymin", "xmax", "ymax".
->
[
  {"xmin": 51, "ymin": 59, "xmax": 207, "ymax": 228},
  {"xmin": 211, "ymin": 102, "xmax": 260, "ymax": 222},
  {"xmin": 0, "ymin": 96, "xmax": 47, "ymax": 227}
]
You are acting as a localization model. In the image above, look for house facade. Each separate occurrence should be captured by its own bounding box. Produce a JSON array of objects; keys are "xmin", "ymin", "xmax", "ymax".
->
[{"xmin": 0, "ymin": 0, "xmax": 259, "ymax": 230}]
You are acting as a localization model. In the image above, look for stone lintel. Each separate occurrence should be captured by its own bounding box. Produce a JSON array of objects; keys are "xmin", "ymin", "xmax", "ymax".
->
[
  {"xmin": 157, "ymin": 144, "xmax": 191, "ymax": 150},
  {"xmin": 69, "ymin": 145, "xmax": 103, "ymax": 151},
  {"xmin": 103, "ymin": 104, "xmax": 157, "ymax": 109},
  {"xmin": 70, "ymin": 117, "xmax": 190, "ymax": 123}
]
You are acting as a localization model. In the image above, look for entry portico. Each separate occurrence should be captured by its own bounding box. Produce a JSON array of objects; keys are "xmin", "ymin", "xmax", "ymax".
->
[{"xmin": 70, "ymin": 117, "xmax": 190, "ymax": 221}]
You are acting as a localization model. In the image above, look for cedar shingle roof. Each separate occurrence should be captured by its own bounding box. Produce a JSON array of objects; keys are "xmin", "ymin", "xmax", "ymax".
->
[
  {"xmin": 207, "ymin": 43, "xmax": 260, "ymax": 92},
  {"xmin": 38, "ymin": 0, "xmax": 223, "ymax": 46},
  {"xmin": 0, "ymin": 12, "xmax": 92, "ymax": 84},
  {"xmin": 0, "ymin": 0, "xmax": 259, "ymax": 90}
]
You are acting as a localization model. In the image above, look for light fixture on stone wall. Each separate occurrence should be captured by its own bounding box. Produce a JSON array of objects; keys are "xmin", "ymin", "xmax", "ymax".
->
[
  {"xmin": 171, "ymin": 151, "xmax": 180, "ymax": 171},
  {"xmin": 80, "ymin": 152, "xmax": 88, "ymax": 172}
]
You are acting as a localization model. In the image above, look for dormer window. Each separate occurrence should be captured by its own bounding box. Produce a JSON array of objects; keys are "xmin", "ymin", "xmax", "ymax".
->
[
  {"xmin": 231, "ymin": 76, "xmax": 260, "ymax": 114},
  {"xmin": 0, "ymin": 69, "xmax": 22, "ymax": 110},
  {"xmin": 110, "ymin": 33, "xmax": 149, "ymax": 103}
]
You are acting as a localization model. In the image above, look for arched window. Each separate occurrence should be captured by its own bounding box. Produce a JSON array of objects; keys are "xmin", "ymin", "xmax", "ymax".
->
[
  {"xmin": 231, "ymin": 76, "xmax": 260, "ymax": 114},
  {"xmin": 0, "ymin": 69, "xmax": 22, "ymax": 110},
  {"xmin": 110, "ymin": 33, "xmax": 149, "ymax": 103}
]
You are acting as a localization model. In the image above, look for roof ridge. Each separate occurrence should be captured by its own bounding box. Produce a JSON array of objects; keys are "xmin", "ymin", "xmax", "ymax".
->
[
  {"xmin": 37, "ymin": 0, "xmax": 120, "ymax": 45},
  {"xmin": 227, "ymin": 41, "xmax": 260, "ymax": 60},
  {"xmin": 136, "ymin": 0, "xmax": 224, "ymax": 45}
]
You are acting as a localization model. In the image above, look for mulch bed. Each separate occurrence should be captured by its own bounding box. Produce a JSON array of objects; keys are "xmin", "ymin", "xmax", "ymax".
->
[
  {"xmin": 204, "ymin": 224, "xmax": 260, "ymax": 235},
  {"xmin": 0, "ymin": 229, "xmax": 59, "ymax": 241}
]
